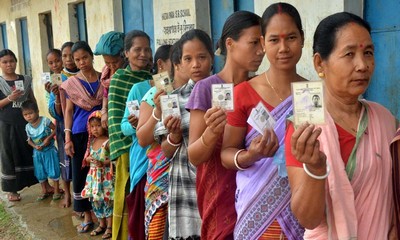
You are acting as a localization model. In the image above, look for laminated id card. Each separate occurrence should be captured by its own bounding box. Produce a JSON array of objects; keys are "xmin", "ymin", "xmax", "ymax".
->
[
  {"xmin": 291, "ymin": 81, "xmax": 325, "ymax": 126},
  {"xmin": 160, "ymin": 94, "xmax": 180, "ymax": 120},
  {"xmin": 41, "ymin": 72, "xmax": 51, "ymax": 84},
  {"xmin": 211, "ymin": 83, "xmax": 234, "ymax": 111},
  {"xmin": 14, "ymin": 80, "xmax": 24, "ymax": 91},
  {"xmin": 153, "ymin": 71, "xmax": 173, "ymax": 94},
  {"xmin": 247, "ymin": 101, "xmax": 276, "ymax": 135},
  {"xmin": 126, "ymin": 100, "xmax": 140, "ymax": 117}
]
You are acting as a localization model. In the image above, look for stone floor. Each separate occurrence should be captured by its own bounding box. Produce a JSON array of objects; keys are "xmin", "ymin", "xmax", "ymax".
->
[{"xmin": 0, "ymin": 183, "xmax": 103, "ymax": 240}]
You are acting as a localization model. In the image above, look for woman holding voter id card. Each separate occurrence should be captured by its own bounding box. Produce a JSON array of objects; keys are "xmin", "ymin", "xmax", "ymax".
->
[
  {"xmin": 0, "ymin": 49, "xmax": 38, "ymax": 202},
  {"xmin": 285, "ymin": 12, "xmax": 397, "ymax": 239},
  {"xmin": 221, "ymin": 3, "xmax": 306, "ymax": 239}
]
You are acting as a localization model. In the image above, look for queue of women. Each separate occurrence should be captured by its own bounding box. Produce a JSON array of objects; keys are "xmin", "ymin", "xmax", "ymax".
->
[{"xmin": 0, "ymin": 2, "xmax": 399, "ymax": 239}]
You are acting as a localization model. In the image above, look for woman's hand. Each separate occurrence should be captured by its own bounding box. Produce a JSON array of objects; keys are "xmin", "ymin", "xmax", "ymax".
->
[
  {"xmin": 246, "ymin": 128, "xmax": 279, "ymax": 163},
  {"xmin": 35, "ymin": 145, "xmax": 43, "ymax": 151},
  {"xmin": 8, "ymin": 89, "xmax": 23, "ymax": 101},
  {"xmin": 128, "ymin": 114, "xmax": 139, "ymax": 129},
  {"xmin": 50, "ymin": 84, "xmax": 60, "ymax": 95},
  {"xmin": 163, "ymin": 115, "xmax": 182, "ymax": 135},
  {"xmin": 291, "ymin": 123, "xmax": 327, "ymax": 173},
  {"xmin": 153, "ymin": 90, "xmax": 165, "ymax": 118},
  {"xmin": 204, "ymin": 107, "xmax": 226, "ymax": 136},
  {"xmin": 64, "ymin": 141, "xmax": 75, "ymax": 158},
  {"xmin": 101, "ymin": 112, "xmax": 108, "ymax": 129},
  {"xmin": 44, "ymin": 82, "xmax": 52, "ymax": 93}
]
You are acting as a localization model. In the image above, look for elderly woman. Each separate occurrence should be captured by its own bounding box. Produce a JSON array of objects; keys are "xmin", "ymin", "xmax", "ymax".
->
[{"xmin": 285, "ymin": 12, "xmax": 397, "ymax": 239}]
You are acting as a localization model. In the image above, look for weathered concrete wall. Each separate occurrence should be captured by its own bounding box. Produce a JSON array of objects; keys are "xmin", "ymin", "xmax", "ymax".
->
[
  {"xmin": 254, "ymin": 0, "xmax": 362, "ymax": 80},
  {"xmin": 0, "ymin": 0, "xmax": 121, "ymax": 117}
]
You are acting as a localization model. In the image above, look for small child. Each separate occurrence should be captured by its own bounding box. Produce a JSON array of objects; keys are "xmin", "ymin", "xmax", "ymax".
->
[
  {"xmin": 22, "ymin": 100, "xmax": 62, "ymax": 201},
  {"xmin": 81, "ymin": 111, "xmax": 113, "ymax": 239}
]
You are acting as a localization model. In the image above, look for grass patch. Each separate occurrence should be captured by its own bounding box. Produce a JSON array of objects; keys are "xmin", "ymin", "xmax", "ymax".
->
[{"xmin": 0, "ymin": 202, "xmax": 31, "ymax": 240}]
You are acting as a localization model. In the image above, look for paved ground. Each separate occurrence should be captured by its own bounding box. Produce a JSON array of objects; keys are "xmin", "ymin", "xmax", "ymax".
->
[{"xmin": 0, "ymin": 183, "xmax": 103, "ymax": 240}]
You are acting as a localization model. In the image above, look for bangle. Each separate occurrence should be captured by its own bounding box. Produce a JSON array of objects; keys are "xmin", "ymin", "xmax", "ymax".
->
[
  {"xmin": 167, "ymin": 134, "xmax": 181, "ymax": 147},
  {"xmin": 234, "ymin": 149, "xmax": 247, "ymax": 171},
  {"xmin": 64, "ymin": 128, "xmax": 72, "ymax": 133},
  {"xmin": 54, "ymin": 101, "xmax": 61, "ymax": 105},
  {"xmin": 7, "ymin": 96, "xmax": 12, "ymax": 102},
  {"xmin": 152, "ymin": 108, "xmax": 161, "ymax": 122},
  {"xmin": 200, "ymin": 134, "xmax": 211, "ymax": 148},
  {"xmin": 101, "ymin": 108, "xmax": 107, "ymax": 115},
  {"xmin": 64, "ymin": 140, "xmax": 71, "ymax": 144},
  {"xmin": 303, "ymin": 161, "xmax": 330, "ymax": 180}
]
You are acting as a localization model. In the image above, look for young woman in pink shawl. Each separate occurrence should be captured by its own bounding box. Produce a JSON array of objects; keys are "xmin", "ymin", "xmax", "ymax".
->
[{"xmin": 286, "ymin": 12, "xmax": 397, "ymax": 239}]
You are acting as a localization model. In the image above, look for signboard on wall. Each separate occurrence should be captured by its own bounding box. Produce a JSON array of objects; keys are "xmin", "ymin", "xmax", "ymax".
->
[{"xmin": 153, "ymin": 0, "xmax": 196, "ymax": 49}]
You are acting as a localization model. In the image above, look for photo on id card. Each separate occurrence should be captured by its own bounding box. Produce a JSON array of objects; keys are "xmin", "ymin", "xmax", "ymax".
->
[
  {"xmin": 126, "ymin": 100, "xmax": 140, "ymax": 117},
  {"xmin": 291, "ymin": 80, "xmax": 325, "ymax": 127},
  {"xmin": 153, "ymin": 71, "xmax": 173, "ymax": 94},
  {"xmin": 211, "ymin": 83, "xmax": 234, "ymax": 111},
  {"xmin": 247, "ymin": 101, "xmax": 276, "ymax": 135},
  {"xmin": 160, "ymin": 94, "xmax": 180, "ymax": 120}
]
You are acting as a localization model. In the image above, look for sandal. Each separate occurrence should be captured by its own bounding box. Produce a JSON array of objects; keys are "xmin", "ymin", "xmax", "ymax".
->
[
  {"xmin": 7, "ymin": 193, "xmax": 21, "ymax": 202},
  {"xmin": 102, "ymin": 227, "xmax": 112, "ymax": 239},
  {"xmin": 52, "ymin": 193, "xmax": 63, "ymax": 200},
  {"xmin": 77, "ymin": 221, "xmax": 94, "ymax": 233},
  {"xmin": 90, "ymin": 226, "xmax": 106, "ymax": 236},
  {"xmin": 36, "ymin": 193, "xmax": 50, "ymax": 201}
]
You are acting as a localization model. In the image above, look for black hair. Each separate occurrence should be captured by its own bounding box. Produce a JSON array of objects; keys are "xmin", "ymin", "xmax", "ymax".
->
[
  {"xmin": 261, "ymin": 2, "xmax": 303, "ymax": 37},
  {"xmin": 0, "ymin": 49, "xmax": 17, "ymax": 62},
  {"xmin": 176, "ymin": 29, "xmax": 214, "ymax": 61},
  {"xmin": 153, "ymin": 44, "xmax": 172, "ymax": 74},
  {"xmin": 169, "ymin": 41, "xmax": 181, "ymax": 78},
  {"xmin": 71, "ymin": 41, "xmax": 94, "ymax": 57},
  {"xmin": 46, "ymin": 48, "xmax": 62, "ymax": 58},
  {"xmin": 61, "ymin": 42, "xmax": 74, "ymax": 52},
  {"xmin": 217, "ymin": 11, "xmax": 261, "ymax": 56},
  {"xmin": 21, "ymin": 100, "xmax": 39, "ymax": 112},
  {"xmin": 312, "ymin": 94, "xmax": 320, "ymax": 100},
  {"xmin": 124, "ymin": 30, "xmax": 151, "ymax": 52},
  {"xmin": 313, "ymin": 12, "xmax": 371, "ymax": 60}
]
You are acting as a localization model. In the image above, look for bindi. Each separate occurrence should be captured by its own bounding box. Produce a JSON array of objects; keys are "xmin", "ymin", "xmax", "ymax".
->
[{"xmin": 280, "ymin": 34, "xmax": 287, "ymax": 39}]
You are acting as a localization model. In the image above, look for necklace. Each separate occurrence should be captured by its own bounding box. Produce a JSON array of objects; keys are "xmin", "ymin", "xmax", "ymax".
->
[
  {"xmin": 264, "ymin": 72, "xmax": 283, "ymax": 101},
  {"xmin": 81, "ymin": 71, "xmax": 98, "ymax": 95}
]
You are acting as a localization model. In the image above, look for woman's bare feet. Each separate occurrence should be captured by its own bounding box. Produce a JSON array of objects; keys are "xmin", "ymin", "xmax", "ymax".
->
[{"xmin": 60, "ymin": 194, "xmax": 71, "ymax": 208}]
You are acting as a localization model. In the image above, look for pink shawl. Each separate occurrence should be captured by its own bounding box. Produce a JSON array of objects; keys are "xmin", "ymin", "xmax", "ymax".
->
[
  {"xmin": 60, "ymin": 76, "xmax": 103, "ymax": 113},
  {"xmin": 305, "ymin": 100, "xmax": 396, "ymax": 240}
]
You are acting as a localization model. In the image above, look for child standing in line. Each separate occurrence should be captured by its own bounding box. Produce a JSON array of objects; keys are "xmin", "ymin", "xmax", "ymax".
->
[
  {"xmin": 81, "ymin": 111, "xmax": 113, "ymax": 239},
  {"xmin": 22, "ymin": 100, "xmax": 62, "ymax": 201}
]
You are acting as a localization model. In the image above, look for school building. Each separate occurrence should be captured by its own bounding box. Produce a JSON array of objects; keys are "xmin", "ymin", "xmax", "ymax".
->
[{"xmin": 0, "ymin": 0, "xmax": 398, "ymax": 118}]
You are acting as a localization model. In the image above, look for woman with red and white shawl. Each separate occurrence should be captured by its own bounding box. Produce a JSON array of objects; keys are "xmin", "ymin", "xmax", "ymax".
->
[
  {"xmin": 286, "ymin": 12, "xmax": 397, "ymax": 239},
  {"xmin": 61, "ymin": 41, "xmax": 103, "ymax": 233}
]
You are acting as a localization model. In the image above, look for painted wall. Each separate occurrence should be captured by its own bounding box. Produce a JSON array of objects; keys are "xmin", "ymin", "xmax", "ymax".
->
[
  {"xmin": 253, "ymin": 0, "xmax": 362, "ymax": 80},
  {"xmin": 0, "ymin": 0, "xmax": 121, "ymax": 117},
  {"xmin": 153, "ymin": 0, "xmax": 210, "ymax": 49}
]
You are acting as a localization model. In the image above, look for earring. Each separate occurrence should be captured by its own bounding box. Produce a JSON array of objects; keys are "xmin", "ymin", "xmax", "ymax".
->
[
  {"xmin": 263, "ymin": 48, "xmax": 266, "ymax": 53},
  {"xmin": 318, "ymin": 72, "xmax": 325, "ymax": 78}
]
